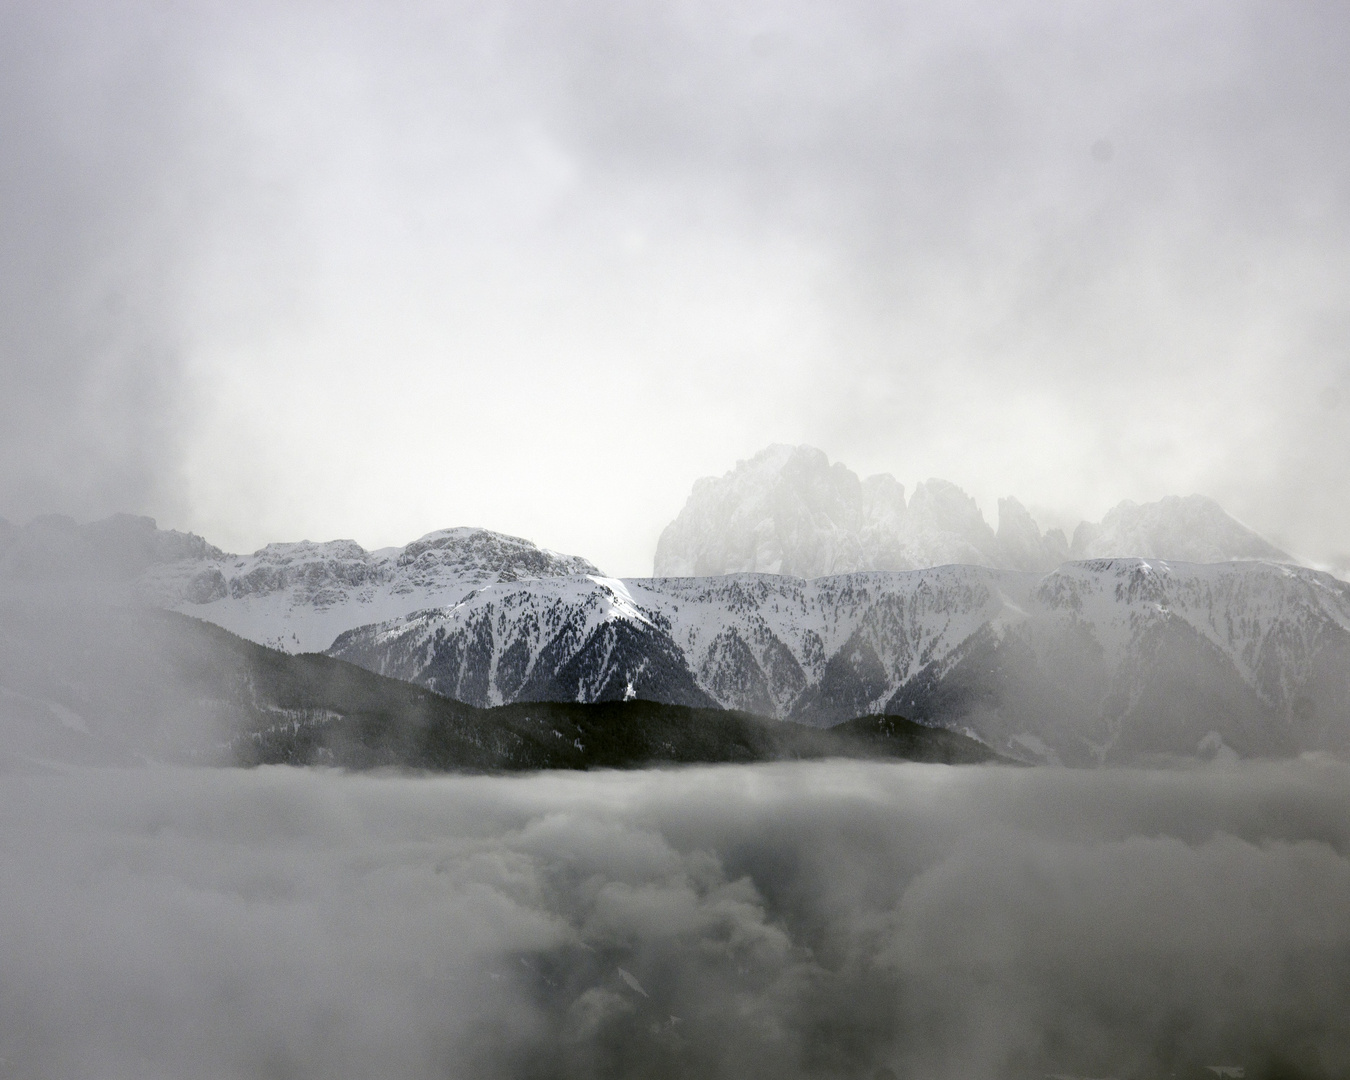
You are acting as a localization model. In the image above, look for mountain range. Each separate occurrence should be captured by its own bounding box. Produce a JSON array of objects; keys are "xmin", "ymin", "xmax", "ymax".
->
[
  {"xmin": 327, "ymin": 559, "xmax": 1350, "ymax": 765},
  {"xmin": 2, "ymin": 449, "xmax": 1343, "ymax": 766},
  {"xmin": 136, "ymin": 523, "xmax": 599, "ymax": 653},
  {"xmin": 654, "ymin": 444, "xmax": 1291, "ymax": 577},
  {"xmin": 0, "ymin": 513, "xmax": 597, "ymax": 653}
]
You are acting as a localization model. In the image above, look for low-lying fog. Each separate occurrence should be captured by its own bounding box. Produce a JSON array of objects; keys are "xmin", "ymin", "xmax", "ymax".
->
[{"xmin": 3, "ymin": 758, "xmax": 1347, "ymax": 1080}]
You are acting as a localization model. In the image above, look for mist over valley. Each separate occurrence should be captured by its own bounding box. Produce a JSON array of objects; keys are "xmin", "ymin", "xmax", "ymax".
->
[
  {"xmin": 3, "ymin": 758, "xmax": 1348, "ymax": 1080},
  {"xmin": 2, "ymin": 458, "xmax": 1349, "ymax": 1076},
  {"xmin": 4, "ymin": 1, "xmax": 1350, "ymax": 1075}
]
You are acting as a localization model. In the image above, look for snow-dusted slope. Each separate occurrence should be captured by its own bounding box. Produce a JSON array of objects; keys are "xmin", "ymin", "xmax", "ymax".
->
[
  {"xmin": 329, "ymin": 575, "xmax": 719, "ymax": 710},
  {"xmin": 654, "ymin": 445, "xmax": 1288, "ymax": 577},
  {"xmin": 330, "ymin": 566, "xmax": 1015, "ymax": 715},
  {"xmin": 329, "ymin": 559, "xmax": 1350, "ymax": 763},
  {"xmin": 137, "ymin": 527, "xmax": 601, "ymax": 653}
]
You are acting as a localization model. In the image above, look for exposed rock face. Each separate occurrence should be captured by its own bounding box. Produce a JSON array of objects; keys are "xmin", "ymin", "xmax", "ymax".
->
[
  {"xmin": 996, "ymin": 497, "xmax": 1070, "ymax": 572},
  {"xmin": 905, "ymin": 478, "xmax": 1000, "ymax": 567},
  {"xmin": 652, "ymin": 445, "xmax": 886, "ymax": 578},
  {"xmin": 654, "ymin": 445, "xmax": 1290, "ymax": 578},
  {"xmin": 653, "ymin": 445, "xmax": 1014, "ymax": 578}
]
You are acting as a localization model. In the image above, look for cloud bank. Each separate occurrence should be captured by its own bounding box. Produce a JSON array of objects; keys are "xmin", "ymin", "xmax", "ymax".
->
[
  {"xmin": 2, "ymin": 1, "xmax": 1349, "ymax": 573},
  {"xmin": 3, "ymin": 758, "xmax": 1348, "ymax": 1079}
]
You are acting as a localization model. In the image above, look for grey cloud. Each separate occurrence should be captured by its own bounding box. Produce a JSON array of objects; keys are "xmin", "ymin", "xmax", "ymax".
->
[
  {"xmin": 515, "ymin": 2, "xmax": 1350, "ymax": 267},
  {"xmin": 0, "ymin": 1, "xmax": 307, "ymax": 526},
  {"xmin": 0, "ymin": 2, "xmax": 194, "ymax": 521},
  {"xmin": 506, "ymin": 0, "xmax": 1350, "ymax": 554},
  {"xmin": 3, "ymin": 1, "xmax": 1349, "ymax": 569},
  {"xmin": 3, "ymin": 759, "xmax": 1349, "ymax": 1079}
]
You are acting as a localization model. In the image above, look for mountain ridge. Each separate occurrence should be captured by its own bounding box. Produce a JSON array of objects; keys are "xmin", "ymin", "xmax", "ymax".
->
[
  {"xmin": 328, "ymin": 558, "xmax": 1350, "ymax": 765},
  {"xmin": 0, "ymin": 600, "xmax": 996, "ymax": 772},
  {"xmin": 3, "ymin": 488, "xmax": 1340, "ymax": 767},
  {"xmin": 654, "ymin": 444, "xmax": 1291, "ymax": 578},
  {"xmin": 132, "ymin": 525, "xmax": 601, "ymax": 652}
]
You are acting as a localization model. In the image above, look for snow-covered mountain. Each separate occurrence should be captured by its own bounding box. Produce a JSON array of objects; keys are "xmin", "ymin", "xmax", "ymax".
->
[
  {"xmin": 0, "ymin": 513, "xmax": 601, "ymax": 650},
  {"xmin": 329, "ymin": 559, "xmax": 1350, "ymax": 764},
  {"xmin": 7, "ymin": 510, "xmax": 1341, "ymax": 765},
  {"xmin": 135, "ymin": 526, "xmax": 601, "ymax": 653},
  {"xmin": 2, "ymin": 514, "xmax": 604, "ymax": 653},
  {"xmin": 654, "ymin": 445, "xmax": 1289, "ymax": 577}
]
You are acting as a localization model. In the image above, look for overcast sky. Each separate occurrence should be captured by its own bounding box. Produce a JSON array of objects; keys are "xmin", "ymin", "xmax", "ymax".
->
[{"xmin": 2, "ymin": 0, "xmax": 1348, "ymax": 575}]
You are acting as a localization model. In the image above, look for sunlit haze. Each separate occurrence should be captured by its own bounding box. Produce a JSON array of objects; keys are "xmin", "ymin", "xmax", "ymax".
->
[{"xmin": 3, "ymin": 1, "xmax": 1348, "ymax": 575}]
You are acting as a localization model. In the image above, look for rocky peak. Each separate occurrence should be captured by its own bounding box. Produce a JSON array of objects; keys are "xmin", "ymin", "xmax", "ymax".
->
[
  {"xmin": 996, "ymin": 497, "xmax": 1069, "ymax": 572},
  {"xmin": 654, "ymin": 447, "xmax": 1006, "ymax": 578},
  {"xmin": 397, "ymin": 527, "xmax": 599, "ymax": 581},
  {"xmin": 1071, "ymin": 495, "xmax": 1290, "ymax": 563},
  {"xmin": 655, "ymin": 446, "xmax": 1295, "ymax": 578}
]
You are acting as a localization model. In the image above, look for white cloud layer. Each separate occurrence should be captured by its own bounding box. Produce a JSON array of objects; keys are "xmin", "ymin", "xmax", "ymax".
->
[{"xmin": 3, "ymin": 757, "xmax": 1349, "ymax": 1078}]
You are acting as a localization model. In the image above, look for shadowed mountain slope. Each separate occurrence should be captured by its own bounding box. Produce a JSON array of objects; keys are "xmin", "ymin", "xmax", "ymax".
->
[
  {"xmin": 0, "ymin": 601, "xmax": 993, "ymax": 771},
  {"xmin": 330, "ymin": 560, "xmax": 1350, "ymax": 765}
]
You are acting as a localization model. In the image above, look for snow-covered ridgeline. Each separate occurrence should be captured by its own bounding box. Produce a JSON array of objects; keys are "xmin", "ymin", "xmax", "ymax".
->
[
  {"xmin": 327, "ymin": 564, "xmax": 1020, "ymax": 714},
  {"xmin": 9, "ymin": 511, "xmax": 1345, "ymax": 761},
  {"xmin": 342, "ymin": 558, "xmax": 1350, "ymax": 716},
  {"xmin": 137, "ymin": 527, "xmax": 600, "ymax": 653},
  {"xmin": 337, "ymin": 575, "xmax": 688, "ymax": 709},
  {"xmin": 327, "ymin": 559, "xmax": 1350, "ymax": 762},
  {"xmin": 641, "ymin": 565, "xmax": 1024, "ymax": 717},
  {"xmin": 1028, "ymin": 559, "xmax": 1350, "ymax": 691}
]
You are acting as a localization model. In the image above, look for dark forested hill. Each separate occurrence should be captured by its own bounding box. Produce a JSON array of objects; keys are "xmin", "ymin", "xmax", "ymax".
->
[
  {"xmin": 239, "ymin": 694, "xmax": 1000, "ymax": 770},
  {"xmin": 0, "ymin": 600, "xmax": 997, "ymax": 771}
]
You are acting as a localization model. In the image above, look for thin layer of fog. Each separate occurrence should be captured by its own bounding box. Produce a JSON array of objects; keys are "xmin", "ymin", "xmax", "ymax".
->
[{"xmin": 3, "ymin": 758, "xmax": 1348, "ymax": 1080}]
